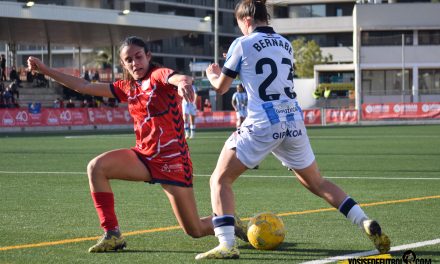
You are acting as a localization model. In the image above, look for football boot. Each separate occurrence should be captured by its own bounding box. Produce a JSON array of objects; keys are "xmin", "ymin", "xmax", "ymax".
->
[
  {"xmin": 362, "ymin": 219, "xmax": 391, "ymax": 254},
  {"xmin": 88, "ymin": 230, "xmax": 127, "ymax": 253},
  {"xmin": 195, "ymin": 242, "xmax": 239, "ymax": 260},
  {"xmin": 234, "ymin": 215, "xmax": 249, "ymax": 242}
]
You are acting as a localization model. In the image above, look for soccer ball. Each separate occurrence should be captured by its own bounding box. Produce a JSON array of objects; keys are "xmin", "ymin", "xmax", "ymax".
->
[{"xmin": 247, "ymin": 212, "xmax": 285, "ymax": 250}]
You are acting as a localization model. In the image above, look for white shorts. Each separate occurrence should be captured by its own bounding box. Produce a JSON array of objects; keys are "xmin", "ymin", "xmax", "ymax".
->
[
  {"xmin": 225, "ymin": 120, "xmax": 315, "ymax": 170},
  {"xmin": 182, "ymin": 102, "xmax": 197, "ymax": 116}
]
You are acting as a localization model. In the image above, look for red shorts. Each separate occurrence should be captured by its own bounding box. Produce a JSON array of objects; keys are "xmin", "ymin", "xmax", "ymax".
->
[{"xmin": 132, "ymin": 148, "xmax": 193, "ymax": 187}]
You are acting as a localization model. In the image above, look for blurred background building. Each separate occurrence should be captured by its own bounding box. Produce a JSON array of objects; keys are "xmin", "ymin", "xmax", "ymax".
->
[
  {"xmin": 0, "ymin": 0, "xmax": 439, "ymax": 110},
  {"xmin": 0, "ymin": 0, "xmax": 240, "ymax": 109},
  {"xmin": 268, "ymin": 0, "xmax": 440, "ymax": 109}
]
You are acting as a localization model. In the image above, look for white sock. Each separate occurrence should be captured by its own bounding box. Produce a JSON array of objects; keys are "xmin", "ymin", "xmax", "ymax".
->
[
  {"xmin": 214, "ymin": 226, "xmax": 235, "ymax": 248},
  {"xmin": 338, "ymin": 196, "xmax": 368, "ymax": 228},
  {"xmin": 347, "ymin": 205, "xmax": 368, "ymax": 228}
]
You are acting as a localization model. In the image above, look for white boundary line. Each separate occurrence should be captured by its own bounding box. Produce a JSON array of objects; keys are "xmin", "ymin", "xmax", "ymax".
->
[
  {"xmin": 0, "ymin": 171, "xmax": 439, "ymax": 180},
  {"xmin": 63, "ymin": 135, "xmax": 440, "ymax": 139},
  {"xmin": 301, "ymin": 238, "xmax": 440, "ymax": 264}
]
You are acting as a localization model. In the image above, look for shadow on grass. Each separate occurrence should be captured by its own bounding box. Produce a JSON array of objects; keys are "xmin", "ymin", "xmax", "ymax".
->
[
  {"xmin": 111, "ymin": 249, "xmax": 200, "ymax": 254},
  {"xmin": 96, "ymin": 243, "xmax": 440, "ymax": 262},
  {"xmin": 111, "ymin": 242, "xmax": 363, "ymax": 260}
]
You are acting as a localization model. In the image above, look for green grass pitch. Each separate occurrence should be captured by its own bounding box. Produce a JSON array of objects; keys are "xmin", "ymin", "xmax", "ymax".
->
[{"xmin": 0, "ymin": 125, "xmax": 439, "ymax": 263}]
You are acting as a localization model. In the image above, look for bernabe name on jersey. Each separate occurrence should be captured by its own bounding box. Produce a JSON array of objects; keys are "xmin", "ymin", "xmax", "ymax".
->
[{"xmin": 252, "ymin": 37, "xmax": 292, "ymax": 54}]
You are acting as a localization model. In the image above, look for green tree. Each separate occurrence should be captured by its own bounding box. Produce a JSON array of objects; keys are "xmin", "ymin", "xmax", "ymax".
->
[
  {"xmin": 292, "ymin": 38, "xmax": 332, "ymax": 78},
  {"xmin": 84, "ymin": 47, "xmax": 113, "ymax": 70}
]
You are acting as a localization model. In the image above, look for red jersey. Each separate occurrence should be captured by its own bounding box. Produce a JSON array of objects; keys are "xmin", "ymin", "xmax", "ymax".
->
[{"xmin": 110, "ymin": 67, "xmax": 187, "ymax": 159}]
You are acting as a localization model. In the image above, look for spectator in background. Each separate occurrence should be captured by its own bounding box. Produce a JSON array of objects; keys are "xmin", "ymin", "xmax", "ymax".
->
[
  {"xmin": 32, "ymin": 72, "xmax": 48, "ymax": 88},
  {"xmin": 182, "ymin": 81, "xmax": 198, "ymax": 139},
  {"xmin": 0, "ymin": 81, "xmax": 5, "ymax": 108},
  {"xmin": 28, "ymin": 102, "xmax": 41, "ymax": 113},
  {"xmin": 3, "ymin": 87, "xmax": 13, "ymax": 108},
  {"xmin": 231, "ymin": 83, "xmax": 247, "ymax": 128},
  {"xmin": 53, "ymin": 98, "xmax": 64, "ymax": 108},
  {"xmin": 37, "ymin": 73, "xmax": 48, "ymax": 87},
  {"xmin": 9, "ymin": 66, "xmax": 22, "ymax": 87},
  {"xmin": 107, "ymin": 97, "xmax": 117, "ymax": 108},
  {"xmin": 8, "ymin": 80, "xmax": 19, "ymax": 100},
  {"xmin": 66, "ymin": 99, "xmax": 75, "ymax": 108},
  {"xmin": 203, "ymin": 98, "xmax": 212, "ymax": 112},
  {"xmin": 0, "ymin": 54, "xmax": 6, "ymax": 81},
  {"xmin": 81, "ymin": 99, "xmax": 93, "ymax": 108},
  {"xmin": 26, "ymin": 68, "xmax": 34, "ymax": 83},
  {"xmin": 94, "ymin": 97, "xmax": 103, "ymax": 108},
  {"xmin": 92, "ymin": 70, "xmax": 100, "ymax": 82},
  {"xmin": 82, "ymin": 66, "xmax": 91, "ymax": 82}
]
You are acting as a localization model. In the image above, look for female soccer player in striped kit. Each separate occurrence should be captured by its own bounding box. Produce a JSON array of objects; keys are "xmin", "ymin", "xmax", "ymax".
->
[
  {"xmin": 231, "ymin": 83, "xmax": 248, "ymax": 128},
  {"xmin": 27, "ymin": 36, "xmax": 247, "ymax": 253},
  {"xmin": 195, "ymin": 0, "xmax": 390, "ymax": 260}
]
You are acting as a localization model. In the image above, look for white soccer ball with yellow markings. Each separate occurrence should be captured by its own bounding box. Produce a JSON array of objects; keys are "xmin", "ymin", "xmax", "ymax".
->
[{"xmin": 247, "ymin": 212, "xmax": 285, "ymax": 250}]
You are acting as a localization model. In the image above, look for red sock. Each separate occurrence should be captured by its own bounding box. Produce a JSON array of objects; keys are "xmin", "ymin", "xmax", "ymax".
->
[{"xmin": 91, "ymin": 192, "xmax": 119, "ymax": 232}]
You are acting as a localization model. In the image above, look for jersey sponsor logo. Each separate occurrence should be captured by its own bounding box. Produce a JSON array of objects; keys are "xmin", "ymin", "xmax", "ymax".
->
[
  {"xmin": 272, "ymin": 128, "xmax": 302, "ymax": 139},
  {"xmin": 160, "ymin": 163, "xmax": 184, "ymax": 173},
  {"xmin": 274, "ymin": 102, "xmax": 297, "ymax": 115}
]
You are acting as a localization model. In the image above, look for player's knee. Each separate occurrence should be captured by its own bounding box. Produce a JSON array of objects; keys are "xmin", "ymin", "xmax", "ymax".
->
[
  {"xmin": 209, "ymin": 175, "xmax": 223, "ymax": 189},
  {"xmin": 209, "ymin": 175, "xmax": 233, "ymax": 196},
  {"xmin": 87, "ymin": 157, "xmax": 106, "ymax": 181}
]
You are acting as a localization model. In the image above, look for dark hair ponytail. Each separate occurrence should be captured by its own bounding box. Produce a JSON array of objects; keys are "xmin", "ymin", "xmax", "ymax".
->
[
  {"xmin": 118, "ymin": 36, "xmax": 162, "ymax": 82},
  {"xmin": 234, "ymin": 0, "xmax": 270, "ymax": 23}
]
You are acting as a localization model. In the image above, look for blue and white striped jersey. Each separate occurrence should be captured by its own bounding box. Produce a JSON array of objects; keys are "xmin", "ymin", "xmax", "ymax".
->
[
  {"xmin": 232, "ymin": 91, "xmax": 248, "ymax": 113},
  {"xmin": 222, "ymin": 26, "xmax": 301, "ymax": 128}
]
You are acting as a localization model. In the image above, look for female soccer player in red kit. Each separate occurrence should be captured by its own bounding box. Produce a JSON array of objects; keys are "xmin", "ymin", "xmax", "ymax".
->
[{"xmin": 27, "ymin": 36, "xmax": 246, "ymax": 253}]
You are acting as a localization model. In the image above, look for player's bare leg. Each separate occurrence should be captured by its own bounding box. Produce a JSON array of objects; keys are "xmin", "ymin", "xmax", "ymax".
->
[
  {"xmin": 87, "ymin": 149, "xmax": 151, "ymax": 252},
  {"xmin": 293, "ymin": 161, "xmax": 346, "ymax": 208},
  {"xmin": 87, "ymin": 149, "xmax": 151, "ymax": 193},
  {"xmin": 293, "ymin": 160, "xmax": 390, "ymax": 253},
  {"xmin": 183, "ymin": 114, "xmax": 190, "ymax": 139},
  {"xmin": 162, "ymin": 184, "xmax": 214, "ymax": 238},
  {"xmin": 189, "ymin": 114, "xmax": 196, "ymax": 139},
  {"xmin": 196, "ymin": 147, "xmax": 248, "ymax": 260}
]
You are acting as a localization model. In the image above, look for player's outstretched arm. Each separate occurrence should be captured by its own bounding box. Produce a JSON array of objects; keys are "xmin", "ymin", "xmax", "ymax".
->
[
  {"xmin": 27, "ymin": 56, "xmax": 113, "ymax": 98},
  {"xmin": 205, "ymin": 63, "xmax": 233, "ymax": 95},
  {"xmin": 168, "ymin": 73, "xmax": 194, "ymax": 103}
]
